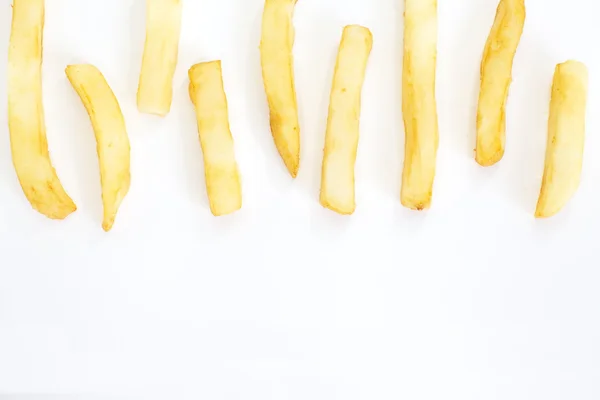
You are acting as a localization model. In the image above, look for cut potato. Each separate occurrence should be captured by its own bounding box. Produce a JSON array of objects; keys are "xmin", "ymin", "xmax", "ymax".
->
[
  {"xmin": 401, "ymin": 0, "xmax": 439, "ymax": 210},
  {"xmin": 137, "ymin": 0, "xmax": 182, "ymax": 116},
  {"xmin": 66, "ymin": 65, "xmax": 131, "ymax": 232},
  {"xmin": 535, "ymin": 61, "xmax": 588, "ymax": 218},
  {"xmin": 320, "ymin": 25, "xmax": 373, "ymax": 215},
  {"xmin": 189, "ymin": 61, "xmax": 242, "ymax": 216},
  {"xmin": 476, "ymin": 0, "xmax": 526, "ymax": 166},
  {"xmin": 7, "ymin": 0, "xmax": 76, "ymax": 219},
  {"xmin": 260, "ymin": 0, "xmax": 300, "ymax": 178}
]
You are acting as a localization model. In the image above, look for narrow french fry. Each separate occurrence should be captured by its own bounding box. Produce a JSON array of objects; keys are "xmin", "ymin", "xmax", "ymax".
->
[
  {"xmin": 137, "ymin": 0, "xmax": 182, "ymax": 116},
  {"xmin": 189, "ymin": 61, "xmax": 242, "ymax": 216},
  {"xmin": 535, "ymin": 61, "xmax": 588, "ymax": 218},
  {"xmin": 320, "ymin": 25, "xmax": 373, "ymax": 215},
  {"xmin": 260, "ymin": 0, "xmax": 300, "ymax": 178},
  {"xmin": 476, "ymin": 0, "xmax": 526, "ymax": 166},
  {"xmin": 401, "ymin": 0, "xmax": 439, "ymax": 210},
  {"xmin": 66, "ymin": 65, "xmax": 131, "ymax": 232},
  {"xmin": 7, "ymin": 0, "xmax": 76, "ymax": 219}
]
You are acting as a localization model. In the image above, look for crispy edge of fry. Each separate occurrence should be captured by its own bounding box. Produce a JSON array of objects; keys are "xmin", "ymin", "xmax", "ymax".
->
[
  {"xmin": 7, "ymin": 0, "xmax": 76, "ymax": 220},
  {"xmin": 535, "ymin": 61, "xmax": 588, "ymax": 219},
  {"xmin": 320, "ymin": 25, "xmax": 373, "ymax": 215},
  {"xmin": 189, "ymin": 61, "xmax": 242, "ymax": 216},
  {"xmin": 401, "ymin": 0, "xmax": 439, "ymax": 211},
  {"xmin": 137, "ymin": 0, "xmax": 182, "ymax": 116},
  {"xmin": 260, "ymin": 0, "xmax": 300, "ymax": 178},
  {"xmin": 476, "ymin": 0, "xmax": 525, "ymax": 167},
  {"xmin": 65, "ymin": 64, "xmax": 131, "ymax": 231}
]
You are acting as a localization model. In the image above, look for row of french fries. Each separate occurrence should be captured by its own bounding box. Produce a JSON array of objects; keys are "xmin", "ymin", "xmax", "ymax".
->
[{"xmin": 6, "ymin": 0, "xmax": 589, "ymax": 231}]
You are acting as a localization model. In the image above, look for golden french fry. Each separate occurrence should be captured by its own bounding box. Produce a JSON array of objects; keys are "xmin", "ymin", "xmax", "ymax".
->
[
  {"xmin": 476, "ymin": 0, "xmax": 526, "ymax": 166},
  {"xmin": 401, "ymin": 0, "xmax": 439, "ymax": 210},
  {"xmin": 137, "ymin": 0, "xmax": 182, "ymax": 116},
  {"xmin": 320, "ymin": 25, "xmax": 373, "ymax": 215},
  {"xmin": 189, "ymin": 61, "xmax": 242, "ymax": 216},
  {"xmin": 260, "ymin": 0, "xmax": 300, "ymax": 178},
  {"xmin": 66, "ymin": 65, "xmax": 131, "ymax": 232},
  {"xmin": 7, "ymin": 0, "xmax": 76, "ymax": 219},
  {"xmin": 535, "ymin": 61, "xmax": 588, "ymax": 218}
]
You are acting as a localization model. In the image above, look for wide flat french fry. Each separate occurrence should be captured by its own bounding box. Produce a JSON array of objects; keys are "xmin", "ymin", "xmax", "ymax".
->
[
  {"xmin": 260, "ymin": 0, "xmax": 300, "ymax": 178},
  {"xmin": 189, "ymin": 61, "xmax": 242, "ymax": 216},
  {"xmin": 137, "ymin": 0, "xmax": 182, "ymax": 116},
  {"xmin": 66, "ymin": 65, "xmax": 131, "ymax": 232},
  {"xmin": 476, "ymin": 0, "xmax": 526, "ymax": 166},
  {"xmin": 320, "ymin": 25, "xmax": 373, "ymax": 215},
  {"xmin": 401, "ymin": 0, "xmax": 439, "ymax": 210},
  {"xmin": 535, "ymin": 61, "xmax": 588, "ymax": 218},
  {"xmin": 7, "ymin": 0, "xmax": 76, "ymax": 219}
]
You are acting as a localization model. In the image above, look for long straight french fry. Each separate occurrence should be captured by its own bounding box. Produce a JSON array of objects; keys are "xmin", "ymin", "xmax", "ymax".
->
[
  {"xmin": 189, "ymin": 61, "xmax": 242, "ymax": 216},
  {"xmin": 137, "ymin": 0, "xmax": 182, "ymax": 116},
  {"xmin": 476, "ymin": 0, "xmax": 525, "ymax": 166},
  {"xmin": 7, "ymin": 0, "xmax": 76, "ymax": 219},
  {"xmin": 401, "ymin": 0, "xmax": 438, "ymax": 210},
  {"xmin": 535, "ymin": 61, "xmax": 588, "ymax": 218},
  {"xmin": 260, "ymin": 0, "xmax": 300, "ymax": 178},
  {"xmin": 320, "ymin": 25, "xmax": 373, "ymax": 215},
  {"xmin": 66, "ymin": 65, "xmax": 131, "ymax": 232}
]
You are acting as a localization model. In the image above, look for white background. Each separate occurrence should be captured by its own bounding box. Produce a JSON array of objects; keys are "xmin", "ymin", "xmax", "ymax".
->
[{"xmin": 1, "ymin": 0, "xmax": 599, "ymax": 398}]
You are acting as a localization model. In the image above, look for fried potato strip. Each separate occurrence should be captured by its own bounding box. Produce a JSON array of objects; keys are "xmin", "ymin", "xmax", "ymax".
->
[
  {"xmin": 320, "ymin": 25, "xmax": 373, "ymax": 215},
  {"xmin": 535, "ymin": 61, "xmax": 588, "ymax": 218},
  {"xmin": 189, "ymin": 61, "xmax": 242, "ymax": 216}
]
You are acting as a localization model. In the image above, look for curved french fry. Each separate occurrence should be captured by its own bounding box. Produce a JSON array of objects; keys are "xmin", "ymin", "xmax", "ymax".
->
[
  {"xmin": 7, "ymin": 0, "xmax": 76, "ymax": 219},
  {"xmin": 137, "ymin": 0, "xmax": 182, "ymax": 116},
  {"xmin": 401, "ymin": 0, "xmax": 439, "ymax": 210},
  {"xmin": 320, "ymin": 25, "xmax": 373, "ymax": 215},
  {"xmin": 476, "ymin": 0, "xmax": 525, "ymax": 166},
  {"xmin": 260, "ymin": 0, "xmax": 300, "ymax": 178},
  {"xmin": 535, "ymin": 61, "xmax": 588, "ymax": 218},
  {"xmin": 66, "ymin": 65, "xmax": 131, "ymax": 231},
  {"xmin": 189, "ymin": 61, "xmax": 242, "ymax": 216}
]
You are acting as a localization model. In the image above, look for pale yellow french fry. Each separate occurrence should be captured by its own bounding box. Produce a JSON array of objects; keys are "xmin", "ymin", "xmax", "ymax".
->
[
  {"xmin": 476, "ymin": 0, "xmax": 526, "ymax": 166},
  {"xmin": 66, "ymin": 65, "xmax": 131, "ymax": 232},
  {"xmin": 320, "ymin": 25, "xmax": 373, "ymax": 215},
  {"xmin": 189, "ymin": 61, "xmax": 242, "ymax": 216},
  {"xmin": 7, "ymin": 0, "xmax": 76, "ymax": 219},
  {"xmin": 137, "ymin": 0, "xmax": 182, "ymax": 116},
  {"xmin": 401, "ymin": 0, "xmax": 438, "ymax": 210},
  {"xmin": 260, "ymin": 0, "xmax": 300, "ymax": 178},
  {"xmin": 535, "ymin": 61, "xmax": 588, "ymax": 218}
]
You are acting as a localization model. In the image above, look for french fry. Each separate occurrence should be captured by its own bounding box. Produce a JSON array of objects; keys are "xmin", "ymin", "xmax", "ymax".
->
[
  {"xmin": 7, "ymin": 0, "xmax": 76, "ymax": 219},
  {"xmin": 137, "ymin": 0, "xmax": 182, "ymax": 116},
  {"xmin": 535, "ymin": 61, "xmax": 588, "ymax": 218},
  {"xmin": 260, "ymin": 0, "xmax": 300, "ymax": 178},
  {"xmin": 320, "ymin": 25, "xmax": 373, "ymax": 215},
  {"xmin": 401, "ymin": 0, "xmax": 439, "ymax": 210},
  {"xmin": 66, "ymin": 65, "xmax": 131, "ymax": 232},
  {"xmin": 189, "ymin": 61, "xmax": 242, "ymax": 216},
  {"xmin": 476, "ymin": 0, "xmax": 526, "ymax": 166}
]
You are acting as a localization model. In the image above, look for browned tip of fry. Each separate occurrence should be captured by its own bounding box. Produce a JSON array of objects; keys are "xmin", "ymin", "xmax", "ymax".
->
[
  {"xmin": 32, "ymin": 201, "xmax": 77, "ymax": 220},
  {"xmin": 475, "ymin": 147, "xmax": 505, "ymax": 167},
  {"xmin": 270, "ymin": 125, "xmax": 300, "ymax": 178},
  {"xmin": 400, "ymin": 194, "xmax": 431, "ymax": 211},
  {"xmin": 102, "ymin": 219, "xmax": 114, "ymax": 232}
]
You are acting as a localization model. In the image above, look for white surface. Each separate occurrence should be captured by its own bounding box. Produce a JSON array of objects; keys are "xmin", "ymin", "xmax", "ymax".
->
[{"xmin": 1, "ymin": 0, "xmax": 599, "ymax": 397}]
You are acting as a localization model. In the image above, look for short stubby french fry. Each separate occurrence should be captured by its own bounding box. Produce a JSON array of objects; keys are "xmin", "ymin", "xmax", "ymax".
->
[
  {"xmin": 401, "ymin": 0, "xmax": 439, "ymax": 210},
  {"xmin": 476, "ymin": 0, "xmax": 526, "ymax": 166},
  {"xmin": 137, "ymin": 0, "xmax": 182, "ymax": 116},
  {"xmin": 535, "ymin": 61, "xmax": 588, "ymax": 219},
  {"xmin": 7, "ymin": 0, "xmax": 76, "ymax": 220},
  {"xmin": 320, "ymin": 25, "xmax": 373, "ymax": 215},
  {"xmin": 260, "ymin": 0, "xmax": 301, "ymax": 178},
  {"xmin": 66, "ymin": 65, "xmax": 131, "ymax": 232},
  {"xmin": 189, "ymin": 61, "xmax": 242, "ymax": 216}
]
